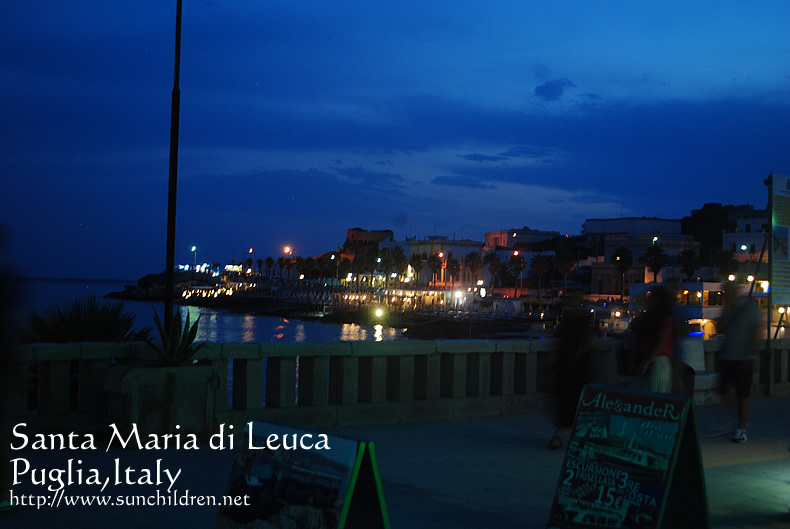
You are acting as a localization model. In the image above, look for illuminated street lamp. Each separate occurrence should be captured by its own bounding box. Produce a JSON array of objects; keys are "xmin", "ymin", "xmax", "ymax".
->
[
  {"xmin": 331, "ymin": 253, "xmax": 340, "ymax": 281},
  {"xmin": 191, "ymin": 245, "xmax": 197, "ymax": 267},
  {"xmin": 284, "ymin": 246, "xmax": 294, "ymax": 280}
]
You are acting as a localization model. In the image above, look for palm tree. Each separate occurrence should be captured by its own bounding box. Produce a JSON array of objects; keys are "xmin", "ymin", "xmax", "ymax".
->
[
  {"xmin": 483, "ymin": 252, "xmax": 501, "ymax": 289},
  {"xmin": 265, "ymin": 256, "xmax": 274, "ymax": 278},
  {"xmin": 427, "ymin": 253, "xmax": 444, "ymax": 288},
  {"xmin": 302, "ymin": 257, "xmax": 316, "ymax": 280},
  {"xmin": 508, "ymin": 253, "xmax": 526, "ymax": 297},
  {"xmin": 713, "ymin": 249, "xmax": 739, "ymax": 280},
  {"xmin": 327, "ymin": 252, "xmax": 342, "ymax": 281},
  {"xmin": 256, "ymin": 258, "xmax": 264, "ymax": 276},
  {"xmin": 678, "ymin": 248, "xmax": 701, "ymax": 280},
  {"xmin": 610, "ymin": 246, "xmax": 633, "ymax": 301},
  {"xmin": 446, "ymin": 256, "xmax": 461, "ymax": 289},
  {"xmin": 391, "ymin": 246, "xmax": 408, "ymax": 283},
  {"xmin": 644, "ymin": 243, "xmax": 668, "ymax": 282},
  {"xmin": 277, "ymin": 256, "xmax": 287, "ymax": 279},
  {"xmin": 530, "ymin": 253, "xmax": 552, "ymax": 298},
  {"xmin": 464, "ymin": 251, "xmax": 482, "ymax": 285},
  {"xmin": 378, "ymin": 248, "xmax": 395, "ymax": 287},
  {"xmin": 316, "ymin": 254, "xmax": 333, "ymax": 279},
  {"xmin": 553, "ymin": 245, "xmax": 577, "ymax": 298},
  {"xmin": 338, "ymin": 257, "xmax": 352, "ymax": 281},
  {"xmin": 350, "ymin": 253, "xmax": 370, "ymax": 279},
  {"xmin": 409, "ymin": 254, "xmax": 426, "ymax": 285}
]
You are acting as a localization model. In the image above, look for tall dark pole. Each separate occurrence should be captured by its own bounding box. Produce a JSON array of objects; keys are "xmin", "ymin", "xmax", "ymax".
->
[
  {"xmin": 765, "ymin": 173, "xmax": 773, "ymax": 389},
  {"xmin": 164, "ymin": 0, "xmax": 183, "ymax": 330}
]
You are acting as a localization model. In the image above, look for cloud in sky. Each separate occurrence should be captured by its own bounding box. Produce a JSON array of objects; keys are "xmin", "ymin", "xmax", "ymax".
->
[
  {"xmin": 534, "ymin": 78, "xmax": 577, "ymax": 101},
  {"xmin": 1, "ymin": 1, "xmax": 789, "ymax": 279},
  {"xmin": 334, "ymin": 166, "xmax": 410, "ymax": 190},
  {"xmin": 431, "ymin": 176, "xmax": 498, "ymax": 190},
  {"xmin": 457, "ymin": 153, "xmax": 509, "ymax": 163}
]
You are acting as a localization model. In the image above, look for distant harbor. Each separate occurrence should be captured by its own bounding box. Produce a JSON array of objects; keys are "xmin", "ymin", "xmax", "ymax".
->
[{"xmin": 105, "ymin": 272, "xmax": 564, "ymax": 340}]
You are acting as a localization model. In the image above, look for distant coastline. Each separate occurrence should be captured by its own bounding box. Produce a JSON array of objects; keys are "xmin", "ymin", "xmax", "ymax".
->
[
  {"xmin": 103, "ymin": 272, "xmax": 560, "ymax": 340},
  {"xmin": 16, "ymin": 277, "xmax": 407, "ymax": 344}
]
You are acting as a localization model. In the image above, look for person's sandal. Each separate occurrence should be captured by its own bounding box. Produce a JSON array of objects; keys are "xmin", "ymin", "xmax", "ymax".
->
[{"xmin": 548, "ymin": 435, "xmax": 563, "ymax": 449}]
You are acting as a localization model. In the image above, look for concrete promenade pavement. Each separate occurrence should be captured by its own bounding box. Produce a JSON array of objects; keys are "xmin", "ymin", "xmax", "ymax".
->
[{"xmin": 3, "ymin": 393, "xmax": 790, "ymax": 528}]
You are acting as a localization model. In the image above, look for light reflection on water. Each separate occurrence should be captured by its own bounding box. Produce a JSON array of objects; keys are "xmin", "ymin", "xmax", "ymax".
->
[
  {"xmin": 340, "ymin": 323, "xmax": 367, "ymax": 341},
  {"xmin": 294, "ymin": 323, "xmax": 306, "ymax": 343},
  {"xmin": 175, "ymin": 306, "xmax": 404, "ymax": 344},
  {"xmin": 241, "ymin": 314, "xmax": 255, "ymax": 343},
  {"xmin": 203, "ymin": 312, "xmax": 220, "ymax": 343}
]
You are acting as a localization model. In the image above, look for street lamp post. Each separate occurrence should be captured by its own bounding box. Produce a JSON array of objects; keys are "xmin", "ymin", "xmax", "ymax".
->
[
  {"xmin": 191, "ymin": 245, "xmax": 197, "ymax": 267},
  {"xmin": 284, "ymin": 246, "xmax": 294, "ymax": 280},
  {"xmin": 741, "ymin": 244, "xmax": 753, "ymax": 277},
  {"xmin": 331, "ymin": 254, "xmax": 339, "ymax": 282},
  {"xmin": 514, "ymin": 250, "xmax": 524, "ymax": 297},
  {"xmin": 438, "ymin": 252, "xmax": 444, "ymax": 288},
  {"xmin": 163, "ymin": 0, "xmax": 183, "ymax": 330}
]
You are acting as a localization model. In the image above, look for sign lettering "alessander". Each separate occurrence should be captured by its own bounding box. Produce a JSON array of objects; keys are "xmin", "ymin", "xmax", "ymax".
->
[{"xmin": 581, "ymin": 392, "xmax": 681, "ymax": 420}]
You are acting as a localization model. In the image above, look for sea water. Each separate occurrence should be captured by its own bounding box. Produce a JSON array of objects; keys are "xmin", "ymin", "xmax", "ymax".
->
[{"xmin": 14, "ymin": 278, "xmax": 404, "ymax": 344}]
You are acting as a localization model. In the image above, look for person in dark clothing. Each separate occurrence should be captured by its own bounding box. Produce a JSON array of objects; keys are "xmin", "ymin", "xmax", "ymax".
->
[
  {"xmin": 548, "ymin": 304, "xmax": 594, "ymax": 449},
  {"xmin": 631, "ymin": 286, "xmax": 676, "ymax": 393},
  {"xmin": 717, "ymin": 282, "xmax": 762, "ymax": 443}
]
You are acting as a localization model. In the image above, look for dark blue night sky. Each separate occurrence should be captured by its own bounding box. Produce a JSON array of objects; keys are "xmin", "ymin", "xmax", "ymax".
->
[{"xmin": 2, "ymin": 1, "xmax": 788, "ymax": 279}]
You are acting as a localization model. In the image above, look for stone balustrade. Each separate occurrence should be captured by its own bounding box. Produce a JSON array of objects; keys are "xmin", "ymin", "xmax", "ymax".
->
[{"xmin": 4, "ymin": 338, "xmax": 790, "ymax": 435}]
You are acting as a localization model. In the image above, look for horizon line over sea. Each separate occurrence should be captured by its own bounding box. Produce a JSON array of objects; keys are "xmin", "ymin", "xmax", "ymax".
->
[{"xmin": 14, "ymin": 277, "xmax": 405, "ymax": 345}]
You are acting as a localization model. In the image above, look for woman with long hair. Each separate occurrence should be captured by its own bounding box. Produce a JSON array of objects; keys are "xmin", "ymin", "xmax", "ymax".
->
[{"xmin": 631, "ymin": 286, "xmax": 676, "ymax": 393}]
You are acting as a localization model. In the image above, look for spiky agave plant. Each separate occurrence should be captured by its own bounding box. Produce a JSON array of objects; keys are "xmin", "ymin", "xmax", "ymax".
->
[{"xmin": 147, "ymin": 309, "xmax": 205, "ymax": 366}]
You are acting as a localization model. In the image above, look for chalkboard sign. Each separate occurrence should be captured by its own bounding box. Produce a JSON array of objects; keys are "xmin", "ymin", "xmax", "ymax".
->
[
  {"xmin": 215, "ymin": 421, "xmax": 390, "ymax": 529},
  {"xmin": 547, "ymin": 384, "xmax": 708, "ymax": 529}
]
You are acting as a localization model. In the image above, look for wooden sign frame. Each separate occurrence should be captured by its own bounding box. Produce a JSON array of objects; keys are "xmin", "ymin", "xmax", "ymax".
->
[
  {"xmin": 214, "ymin": 421, "xmax": 390, "ymax": 529},
  {"xmin": 547, "ymin": 384, "xmax": 709, "ymax": 529}
]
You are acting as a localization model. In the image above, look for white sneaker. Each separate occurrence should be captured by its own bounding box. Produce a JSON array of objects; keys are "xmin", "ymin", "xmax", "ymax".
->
[{"xmin": 731, "ymin": 428, "xmax": 747, "ymax": 442}]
